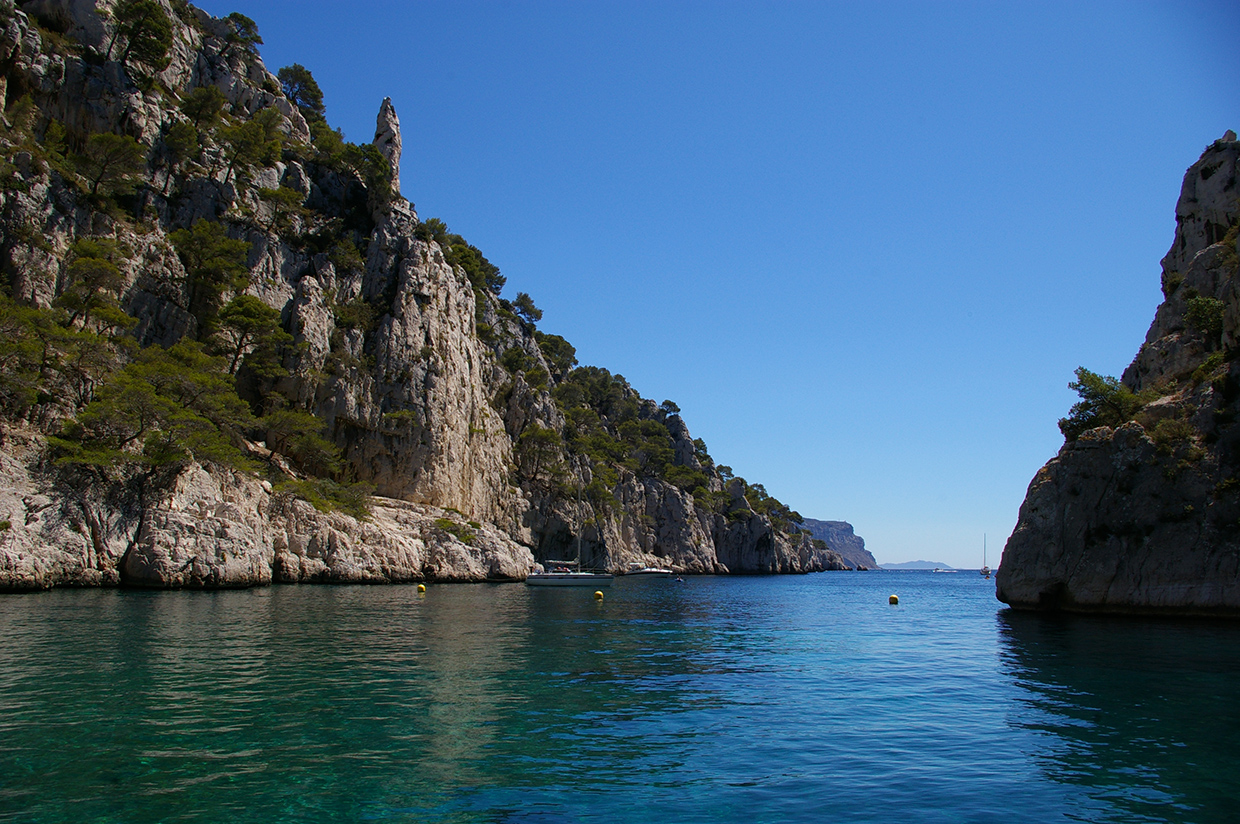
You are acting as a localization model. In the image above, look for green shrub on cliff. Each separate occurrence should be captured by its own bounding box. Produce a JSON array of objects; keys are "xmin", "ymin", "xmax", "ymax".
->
[
  {"xmin": 55, "ymin": 239, "xmax": 132, "ymax": 333},
  {"xmin": 211, "ymin": 295, "xmax": 293, "ymax": 377},
  {"xmin": 535, "ymin": 332, "xmax": 577, "ymax": 379},
  {"xmin": 665, "ymin": 464, "xmax": 709, "ymax": 495},
  {"xmin": 158, "ymin": 121, "xmax": 200, "ymax": 191},
  {"xmin": 180, "ymin": 86, "xmax": 227, "ymax": 129},
  {"xmin": 0, "ymin": 297, "xmax": 58, "ymax": 416},
  {"xmin": 106, "ymin": 0, "xmax": 173, "ymax": 81},
  {"xmin": 277, "ymin": 478, "xmax": 373, "ymax": 520},
  {"xmin": 433, "ymin": 517, "xmax": 476, "ymax": 545},
  {"xmin": 218, "ymin": 107, "xmax": 283, "ymax": 184},
  {"xmin": 220, "ymin": 12, "xmax": 262, "ymax": 60},
  {"xmin": 1058, "ymin": 367, "xmax": 1147, "ymax": 441},
  {"xmin": 1150, "ymin": 418, "xmax": 1198, "ymax": 455},
  {"xmin": 515, "ymin": 424, "xmax": 565, "ymax": 487},
  {"xmin": 1192, "ymin": 352, "xmax": 1226, "ymax": 385},
  {"xmin": 73, "ymin": 133, "xmax": 148, "ymax": 199},
  {"xmin": 51, "ymin": 341, "xmax": 256, "ymax": 472},
  {"xmin": 1185, "ymin": 296, "xmax": 1224, "ymax": 348},
  {"xmin": 169, "ymin": 219, "xmax": 252, "ymax": 332},
  {"xmin": 263, "ymin": 408, "xmax": 341, "ymax": 475},
  {"xmin": 257, "ymin": 186, "xmax": 308, "ymax": 235}
]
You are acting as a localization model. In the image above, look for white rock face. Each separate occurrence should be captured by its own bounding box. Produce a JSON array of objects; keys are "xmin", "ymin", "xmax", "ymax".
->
[
  {"xmin": 374, "ymin": 97, "xmax": 403, "ymax": 196},
  {"xmin": 0, "ymin": 436, "xmax": 536, "ymax": 591},
  {"xmin": 272, "ymin": 496, "xmax": 534, "ymax": 584},
  {"xmin": 123, "ymin": 463, "xmax": 274, "ymax": 587},
  {"xmin": 0, "ymin": 3, "xmax": 850, "ymax": 591},
  {"xmin": 0, "ymin": 429, "xmax": 132, "ymax": 590}
]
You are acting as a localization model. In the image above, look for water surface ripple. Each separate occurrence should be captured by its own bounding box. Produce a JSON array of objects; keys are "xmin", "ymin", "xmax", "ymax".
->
[{"xmin": 1, "ymin": 573, "xmax": 1237, "ymax": 822}]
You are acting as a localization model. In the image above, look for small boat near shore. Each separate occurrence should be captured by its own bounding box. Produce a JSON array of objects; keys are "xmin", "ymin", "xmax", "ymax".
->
[
  {"xmin": 526, "ymin": 484, "xmax": 614, "ymax": 587},
  {"xmin": 622, "ymin": 562, "xmax": 674, "ymax": 578},
  {"xmin": 525, "ymin": 567, "xmax": 614, "ymax": 587}
]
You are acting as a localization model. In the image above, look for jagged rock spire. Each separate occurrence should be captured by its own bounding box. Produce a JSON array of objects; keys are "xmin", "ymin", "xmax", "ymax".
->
[{"xmin": 373, "ymin": 97, "xmax": 402, "ymax": 196}]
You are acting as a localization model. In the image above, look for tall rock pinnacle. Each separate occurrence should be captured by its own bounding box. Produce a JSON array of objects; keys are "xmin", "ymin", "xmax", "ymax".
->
[{"xmin": 374, "ymin": 97, "xmax": 402, "ymax": 196}]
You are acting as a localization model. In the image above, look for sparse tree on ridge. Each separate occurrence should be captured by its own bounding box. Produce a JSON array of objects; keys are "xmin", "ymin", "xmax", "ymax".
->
[
  {"xmin": 1057, "ymin": 367, "xmax": 1142, "ymax": 441},
  {"xmin": 219, "ymin": 12, "xmax": 263, "ymax": 60},
  {"xmin": 513, "ymin": 292, "xmax": 542, "ymax": 325},
  {"xmin": 278, "ymin": 64, "xmax": 325, "ymax": 122}
]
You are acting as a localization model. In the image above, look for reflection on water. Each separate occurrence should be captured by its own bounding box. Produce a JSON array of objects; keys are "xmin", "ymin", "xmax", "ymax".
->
[
  {"xmin": 998, "ymin": 611, "xmax": 1240, "ymax": 823},
  {"xmin": 3, "ymin": 577, "xmax": 1240, "ymax": 823},
  {"xmin": 0, "ymin": 583, "xmax": 748, "ymax": 823}
]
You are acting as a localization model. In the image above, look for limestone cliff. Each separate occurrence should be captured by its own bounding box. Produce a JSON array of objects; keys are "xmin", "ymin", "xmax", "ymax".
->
[
  {"xmin": 799, "ymin": 518, "xmax": 876, "ymax": 570},
  {"xmin": 0, "ymin": 1, "xmax": 845, "ymax": 590},
  {"xmin": 997, "ymin": 132, "xmax": 1240, "ymax": 615}
]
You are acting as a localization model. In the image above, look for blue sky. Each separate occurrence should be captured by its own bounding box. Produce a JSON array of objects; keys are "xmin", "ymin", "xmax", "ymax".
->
[{"xmin": 197, "ymin": 0, "xmax": 1239, "ymax": 568}]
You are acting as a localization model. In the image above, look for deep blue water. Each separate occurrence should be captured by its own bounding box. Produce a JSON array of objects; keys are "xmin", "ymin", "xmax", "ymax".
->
[{"xmin": 1, "ymin": 572, "xmax": 1239, "ymax": 823}]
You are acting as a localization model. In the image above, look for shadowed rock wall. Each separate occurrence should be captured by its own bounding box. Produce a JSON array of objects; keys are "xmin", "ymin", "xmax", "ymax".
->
[{"xmin": 998, "ymin": 133, "xmax": 1240, "ymax": 615}]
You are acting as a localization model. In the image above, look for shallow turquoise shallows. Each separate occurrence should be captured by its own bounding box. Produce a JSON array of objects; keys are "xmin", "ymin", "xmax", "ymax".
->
[{"xmin": 2, "ymin": 572, "xmax": 1239, "ymax": 823}]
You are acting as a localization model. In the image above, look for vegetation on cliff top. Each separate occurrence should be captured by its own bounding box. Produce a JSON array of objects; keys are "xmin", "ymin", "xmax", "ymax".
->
[
  {"xmin": 0, "ymin": 3, "xmax": 385, "ymax": 513},
  {"xmin": 1059, "ymin": 219, "xmax": 1236, "ymax": 454},
  {"xmin": 0, "ymin": 1, "xmax": 814, "ymax": 543}
]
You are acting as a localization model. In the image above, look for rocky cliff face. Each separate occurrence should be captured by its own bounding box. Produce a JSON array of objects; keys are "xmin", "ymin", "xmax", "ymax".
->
[
  {"xmin": 0, "ymin": 1, "xmax": 844, "ymax": 591},
  {"xmin": 997, "ymin": 132, "xmax": 1240, "ymax": 615},
  {"xmin": 800, "ymin": 518, "xmax": 876, "ymax": 570}
]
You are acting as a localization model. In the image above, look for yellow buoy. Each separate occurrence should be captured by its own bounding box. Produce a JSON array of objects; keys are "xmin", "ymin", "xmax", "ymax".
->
[
  {"xmin": 594, "ymin": 590, "xmax": 604, "ymax": 601},
  {"xmin": 417, "ymin": 583, "xmax": 426, "ymax": 593},
  {"xmin": 888, "ymin": 594, "xmax": 899, "ymax": 605}
]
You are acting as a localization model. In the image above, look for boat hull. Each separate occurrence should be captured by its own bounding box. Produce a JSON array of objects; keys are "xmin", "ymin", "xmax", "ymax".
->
[
  {"xmin": 623, "ymin": 568, "xmax": 673, "ymax": 578},
  {"xmin": 525, "ymin": 573, "xmax": 614, "ymax": 587}
]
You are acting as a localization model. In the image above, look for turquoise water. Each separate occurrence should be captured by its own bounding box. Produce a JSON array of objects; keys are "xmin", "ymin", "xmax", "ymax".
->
[{"xmin": 1, "ymin": 572, "xmax": 1238, "ymax": 823}]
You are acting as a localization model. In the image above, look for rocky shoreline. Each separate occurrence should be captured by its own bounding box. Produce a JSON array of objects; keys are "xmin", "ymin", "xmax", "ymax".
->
[{"xmin": 0, "ymin": 1, "xmax": 860, "ymax": 591}]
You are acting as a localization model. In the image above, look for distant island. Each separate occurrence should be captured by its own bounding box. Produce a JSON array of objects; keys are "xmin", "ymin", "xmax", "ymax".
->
[{"xmin": 881, "ymin": 561, "xmax": 958, "ymax": 570}]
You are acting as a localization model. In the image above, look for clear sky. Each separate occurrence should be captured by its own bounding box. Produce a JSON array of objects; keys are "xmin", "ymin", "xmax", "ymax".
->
[{"xmin": 198, "ymin": 0, "xmax": 1239, "ymax": 568}]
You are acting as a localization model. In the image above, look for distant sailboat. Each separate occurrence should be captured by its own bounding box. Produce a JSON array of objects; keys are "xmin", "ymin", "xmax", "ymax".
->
[{"xmin": 980, "ymin": 534, "xmax": 991, "ymax": 579}]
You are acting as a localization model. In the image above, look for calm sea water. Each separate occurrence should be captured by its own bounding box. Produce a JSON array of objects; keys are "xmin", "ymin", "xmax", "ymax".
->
[{"xmin": 1, "ymin": 572, "xmax": 1238, "ymax": 823}]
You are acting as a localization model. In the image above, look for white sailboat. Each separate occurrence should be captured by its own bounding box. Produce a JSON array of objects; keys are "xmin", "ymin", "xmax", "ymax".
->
[
  {"xmin": 524, "ymin": 561, "xmax": 614, "ymax": 587},
  {"xmin": 980, "ymin": 534, "xmax": 991, "ymax": 579},
  {"xmin": 526, "ymin": 483, "xmax": 614, "ymax": 587}
]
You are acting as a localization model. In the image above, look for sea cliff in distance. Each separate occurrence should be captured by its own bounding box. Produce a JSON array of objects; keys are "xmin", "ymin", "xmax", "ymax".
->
[
  {"xmin": 998, "ymin": 132, "xmax": 1240, "ymax": 616},
  {"xmin": 0, "ymin": 2, "xmax": 851, "ymax": 591},
  {"xmin": 799, "ymin": 519, "xmax": 876, "ymax": 569}
]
